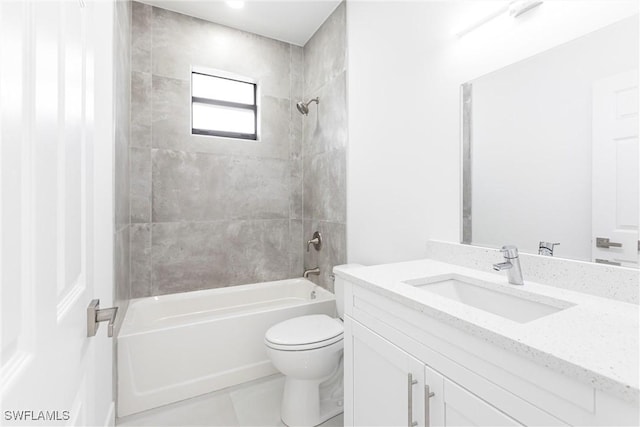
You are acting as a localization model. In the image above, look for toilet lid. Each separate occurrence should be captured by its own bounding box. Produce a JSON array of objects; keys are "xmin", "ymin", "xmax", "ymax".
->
[{"xmin": 265, "ymin": 314, "xmax": 343, "ymax": 347}]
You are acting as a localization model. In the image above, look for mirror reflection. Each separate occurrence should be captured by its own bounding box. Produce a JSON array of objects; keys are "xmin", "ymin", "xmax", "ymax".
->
[{"xmin": 462, "ymin": 15, "xmax": 639, "ymax": 268}]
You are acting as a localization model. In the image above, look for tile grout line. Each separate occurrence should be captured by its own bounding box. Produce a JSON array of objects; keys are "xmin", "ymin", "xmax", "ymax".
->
[{"xmin": 149, "ymin": 3, "xmax": 154, "ymax": 298}]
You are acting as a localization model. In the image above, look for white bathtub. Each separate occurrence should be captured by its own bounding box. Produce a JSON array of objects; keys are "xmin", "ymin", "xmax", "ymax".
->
[{"xmin": 117, "ymin": 278, "xmax": 336, "ymax": 417}]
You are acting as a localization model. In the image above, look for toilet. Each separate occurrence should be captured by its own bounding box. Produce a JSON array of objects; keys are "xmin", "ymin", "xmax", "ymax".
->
[{"xmin": 265, "ymin": 264, "xmax": 359, "ymax": 427}]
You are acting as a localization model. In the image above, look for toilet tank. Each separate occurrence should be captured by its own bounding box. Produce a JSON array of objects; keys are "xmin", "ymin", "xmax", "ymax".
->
[{"xmin": 332, "ymin": 264, "xmax": 363, "ymax": 319}]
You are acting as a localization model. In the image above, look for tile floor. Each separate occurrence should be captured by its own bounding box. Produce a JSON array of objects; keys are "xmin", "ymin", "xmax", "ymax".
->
[{"xmin": 116, "ymin": 374, "xmax": 344, "ymax": 427}]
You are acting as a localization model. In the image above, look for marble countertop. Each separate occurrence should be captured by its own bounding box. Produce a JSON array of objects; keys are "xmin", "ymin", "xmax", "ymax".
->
[{"xmin": 335, "ymin": 259, "xmax": 639, "ymax": 404}]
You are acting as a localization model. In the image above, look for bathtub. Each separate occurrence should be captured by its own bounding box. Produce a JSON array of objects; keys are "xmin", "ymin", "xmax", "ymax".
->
[{"xmin": 117, "ymin": 278, "xmax": 336, "ymax": 417}]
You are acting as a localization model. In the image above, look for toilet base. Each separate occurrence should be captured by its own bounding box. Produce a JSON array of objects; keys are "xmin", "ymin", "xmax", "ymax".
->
[{"xmin": 281, "ymin": 358, "xmax": 344, "ymax": 427}]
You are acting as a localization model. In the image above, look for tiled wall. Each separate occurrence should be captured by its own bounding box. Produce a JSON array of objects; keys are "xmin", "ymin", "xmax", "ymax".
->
[
  {"xmin": 114, "ymin": 0, "xmax": 131, "ymax": 315},
  {"xmin": 129, "ymin": 3, "xmax": 307, "ymax": 296},
  {"xmin": 129, "ymin": 2, "xmax": 347, "ymax": 297},
  {"xmin": 301, "ymin": 3, "xmax": 348, "ymax": 291},
  {"xmin": 113, "ymin": 0, "xmax": 131, "ymax": 402}
]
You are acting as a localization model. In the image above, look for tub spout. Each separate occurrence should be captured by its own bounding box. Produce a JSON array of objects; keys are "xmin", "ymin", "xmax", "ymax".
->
[{"xmin": 303, "ymin": 267, "xmax": 320, "ymax": 278}]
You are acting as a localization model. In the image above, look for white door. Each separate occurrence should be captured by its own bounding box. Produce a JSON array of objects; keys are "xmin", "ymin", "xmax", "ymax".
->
[
  {"xmin": 0, "ymin": 1, "xmax": 115, "ymax": 426},
  {"xmin": 592, "ymin": 70, "xmax": 639, "ymax": 268},
  {"xmin": 350, "ymin": 321, "xmax": 425, "ymax": 427}
]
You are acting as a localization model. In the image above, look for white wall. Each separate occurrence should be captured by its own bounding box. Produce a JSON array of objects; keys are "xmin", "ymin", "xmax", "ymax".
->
[{"xmin": 346, "ymin": 0, "xmax": 639, "ymax": 265}]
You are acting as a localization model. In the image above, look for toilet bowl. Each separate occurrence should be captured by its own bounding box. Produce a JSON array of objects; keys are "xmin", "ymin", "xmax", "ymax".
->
[
  {"xmin": 264, "ymin": 264, "xmax": 361, "ymax": 427},
  {"xmin": 265, "ymin": 314, "xmax": 344, "ymax": 426}
]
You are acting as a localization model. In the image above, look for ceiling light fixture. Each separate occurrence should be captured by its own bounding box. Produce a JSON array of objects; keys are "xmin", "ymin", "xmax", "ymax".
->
[
  {"xmin": 454, "ymin": 0, "xmax": 543, "ymax": 38},
  {"xmin": 226, "ymin": 1, "xmax": 245, "ymax": 10},
  {"xmin": 508, "ymin": 0, "xmax": 543, "ymax": 18}
]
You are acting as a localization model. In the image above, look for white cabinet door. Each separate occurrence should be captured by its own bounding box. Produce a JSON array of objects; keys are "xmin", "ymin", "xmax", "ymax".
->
[
  {"xmin": 443, "ymin": 379, "xmax": 522, "ymax": 427},
  {"xmin": 351, "ymin": 321, "xmax": 425, "ymax": 427},
  {"xmin": 350, "ymin": 319, "xmax": 523, "ymax": 427},
  {"xmin": 424, "ymin": 365, "xmax": 444, "ymax": 427}
]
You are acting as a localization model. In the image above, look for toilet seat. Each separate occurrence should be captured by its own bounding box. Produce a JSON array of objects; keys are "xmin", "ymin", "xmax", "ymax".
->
[{"xmin": 265, "ymin": 314, "xmax": 343, "ymax": 351}]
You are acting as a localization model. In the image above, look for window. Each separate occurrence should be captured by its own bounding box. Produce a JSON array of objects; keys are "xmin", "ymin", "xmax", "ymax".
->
[{"xmin": 191, "ymin": 71, "xmax": 258, "ymax": 140}]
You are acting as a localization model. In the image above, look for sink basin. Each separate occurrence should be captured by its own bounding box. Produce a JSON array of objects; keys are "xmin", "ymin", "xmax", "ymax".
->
[{"xmin": 403, "ymin": 274, "xmax": 572, "ymax": 323}]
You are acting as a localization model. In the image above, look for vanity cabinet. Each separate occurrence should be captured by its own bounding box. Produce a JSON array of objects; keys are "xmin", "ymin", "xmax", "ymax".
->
[
  {"xmin": 351, "ymin": 319, "xmax": 426, "ymax": 427},
  {"xmin": 350, "ymin": 318, "xmax": 520, "ymax": 427},
  {"xmin": 341, "ymin": 276, "xmax": 638, "ymax": 427}
]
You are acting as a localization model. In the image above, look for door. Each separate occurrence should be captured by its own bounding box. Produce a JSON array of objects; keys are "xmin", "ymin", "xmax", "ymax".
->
[
  {"xmin": 0, "ymin": 1, "xmax": 115, "ymax": 426},
  {"xmin": 592, "ymin": 69, "xmax": 639, "ymax": 267},
  {"xmin": 350, "ymin": 321, "xmax": 425, "ymax": 427}
]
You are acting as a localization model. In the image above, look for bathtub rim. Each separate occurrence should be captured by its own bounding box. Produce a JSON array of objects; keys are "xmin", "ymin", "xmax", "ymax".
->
[{"xmin": 118, "ymin": 278, "xmax": 335, "ymax": 338}]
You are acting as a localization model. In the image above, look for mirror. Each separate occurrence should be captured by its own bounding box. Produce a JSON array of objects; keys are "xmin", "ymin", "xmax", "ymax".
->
[{"xmin": 462, "ymin": 15, "xmax": 639, "ymax": 268}]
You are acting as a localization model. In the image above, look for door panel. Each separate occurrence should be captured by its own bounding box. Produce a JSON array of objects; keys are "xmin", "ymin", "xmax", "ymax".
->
[
  {"xmin": 592, "ymin": 69, "xmax": 639, "ymax": 267},
  {"xmin": 0, "ymin": 1, "xmax": 115, "ymax": 425},
  {"xmin": 351, "ymin": 321, "xmax": 424, "ymax": 427}
]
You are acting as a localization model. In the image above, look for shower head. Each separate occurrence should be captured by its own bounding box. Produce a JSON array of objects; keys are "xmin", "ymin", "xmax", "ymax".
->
[{"xmin": 296, "ymin": 97, "xmax": 319, "ymax": 115}]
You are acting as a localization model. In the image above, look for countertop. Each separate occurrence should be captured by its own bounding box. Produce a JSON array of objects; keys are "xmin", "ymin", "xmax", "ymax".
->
[{"xmin": 335, "ymin": 259, "xmax": 639, "ymax": 404}]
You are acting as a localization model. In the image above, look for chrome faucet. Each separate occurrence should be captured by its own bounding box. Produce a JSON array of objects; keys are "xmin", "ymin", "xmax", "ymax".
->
[
  {"xmin": 303, "ymin": 267, "xmax": 320, "ymax": 278},
  {"xmin": 538, "ymin": 241, "xmax": 560, "ymax": 256},
  {"xmin": 492, "ymin": 245, "xmax": 524, "ymax": 286}
]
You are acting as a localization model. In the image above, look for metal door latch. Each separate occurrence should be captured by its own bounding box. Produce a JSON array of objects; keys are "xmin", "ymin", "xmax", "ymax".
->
[
  {"xmin": 87, "ymin": 299, "xmax": 118, "ymax": 338},
  {"xmin": 596, "ymin": 237, "xmax": 622, "ymax": 249}
]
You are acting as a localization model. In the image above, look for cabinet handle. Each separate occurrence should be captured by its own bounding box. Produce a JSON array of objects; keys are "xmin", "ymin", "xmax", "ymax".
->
[
  {"xmin": 407, "ymin": 373, "xmax": 418, "ymax": 427},
  {"xmin": 425, "ymin": 385, "xmax": 435, "ymax": 427}
]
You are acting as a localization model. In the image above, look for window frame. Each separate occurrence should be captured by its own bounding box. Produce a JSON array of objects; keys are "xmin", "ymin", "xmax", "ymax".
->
[{"xmin": 190, "ymin": 69, "xmax": 258, "ymax": 141}]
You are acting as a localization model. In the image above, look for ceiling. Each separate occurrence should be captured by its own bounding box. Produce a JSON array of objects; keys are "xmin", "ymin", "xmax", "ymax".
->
[{"xmin": 138, "ymin": 0, "xmax": 342, "ymax": 46}]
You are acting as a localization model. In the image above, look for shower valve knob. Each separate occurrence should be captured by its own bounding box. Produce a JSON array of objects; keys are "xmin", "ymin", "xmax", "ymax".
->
[{"xmin": 306, "ymin": 231, "xmax": 322, "ymax": 252}]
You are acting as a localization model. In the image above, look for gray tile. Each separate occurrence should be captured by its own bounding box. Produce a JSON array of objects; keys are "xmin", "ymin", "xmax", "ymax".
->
[
  {"xmin": 151, "ymin": 220, "xmax": 290, "ymax": 295},
  {"xmin": 302, "ymin": 72, "xmax": 347, "ymax": 157},
  {"xmin": 289, "ymin": 99, "xmax": 303, "ymax": 220},
  {"xmin": 290, "ymin": 97, "xmax": 303, "ymax": 159},
  {"xmin": 113, "ymin": 0, "xmax": 131, "ymax": 344},
  {"xmin": 115, "ymin": 131, "xmax": 130, "ymax": 229},
  {"xmin": 130, "ymin": 223, "xmax": 152, "ymax": 298},
  {"xmin": 303, "ymin": 2, "xmax": 346, "ymax": 95},
  {"xmin": 151, "ymin": 6, "xmax": 197, "ymax": 81},
  {"xmin": 289, "ymin": 152, "xmax": 303, "ymax": 220},
  {"xmin": 289, "ymin": 219, "xmax": 304, "ymax": 278},
  {"xmin": 132, "ymin": 1, "xmax": 152, "ymax": 73},
  {"xmin": 151, "ymin": 74, "xmax": 290, "ymax": 159},
  {"xmin": 303, "ymin": 149, "xmax": 346, "ymax": 223},
  {"xmin": 303, "ymin": 220, "xmax": 346, "ymax": 292},
  {"xmin": 291, "ymin": 45, "xmax": 304, "ymax": 103},
  {"xmin": 151, "ymin": 75, "xmax": 190, "ymax": 149},
  {"xmin": 114, "ymin": 0, "xmax": 131, "ymax": 231},
  {"xmin": 152, "ymin": 150, "xmax": 289, "ymax": 222},
  {"xmin": 260, "ymin": 96, "xmax": 292, "ymax": 158},
  {"xmin": 115, "ymin": 226, "xmax": 131, "ymax": 302},
  {"xmin": 238, "ymin": 33, "xmax": 292, "ymax": 100},
  {"xmin": 151, "ymin": 6, "xmax": 291, "ymax": 99},
  {"xmin": 131, "ymin": 71, "xmax": 152, "ymax": 148},
  {"xmin": 130, "ymin": 147, "xmax": 151, "ymax": 223}
]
